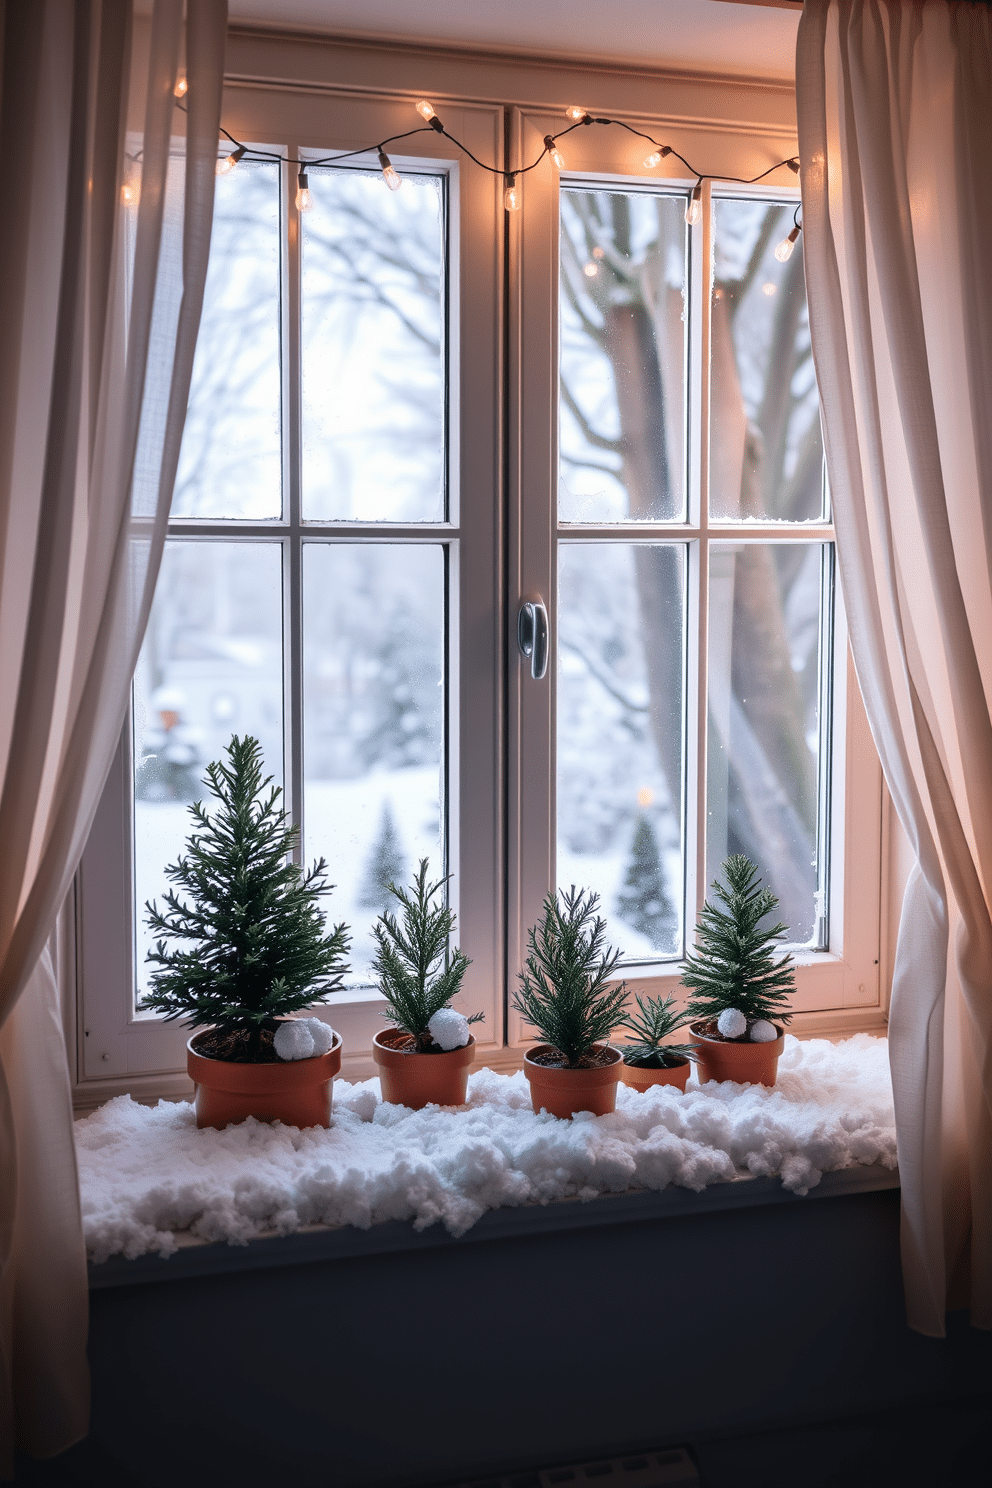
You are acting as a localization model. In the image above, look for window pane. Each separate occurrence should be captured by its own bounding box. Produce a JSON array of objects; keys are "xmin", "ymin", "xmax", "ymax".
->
[
  {"xmin": 133, "ymin": 542, "xmax": 284, "ymax": 1004},
  {"xmin": 710, "ymin": 198, "xmax": 824, "ymax": 523},
  {"xmin": 302, "ymin": 170, "xmax": 446, "ymax": 522},
  {"xmin": 707, "ymin": 541, "xmax": 831, "ymax": 946},
  {"xmin": 303, "ymin": 544, "xmax": 445, "ymax": 981},
  {"xmin": 173, "ymin": 162, "xmax": 282, "ymax": 519},
  {"xmin": 559, "ymin": 189, "xmax": 687, "ymax": 523},
  {"xmin": 557, "ymin": 543, "xmax": 685, "ymax": 960}
]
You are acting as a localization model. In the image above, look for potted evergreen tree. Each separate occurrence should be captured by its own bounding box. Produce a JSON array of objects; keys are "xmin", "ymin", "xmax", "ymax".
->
[
  {"xmin": 617, "ymin": 991, "xmax": 697, "ymax": 1093},
  {"xmin": 681, "ymin": 853, "xmax": 795, "ymax": 1087},
  {"xmin": 370, "ymin": 859, "xmax": 483, "ymax": 1109},
  {"xmin": 142, "ymin": 735, "xmax": 351, "ymax": 1129},
  {"xmin": 513, "ymin": 887, "xmax": 628, "ymax": 1118}
]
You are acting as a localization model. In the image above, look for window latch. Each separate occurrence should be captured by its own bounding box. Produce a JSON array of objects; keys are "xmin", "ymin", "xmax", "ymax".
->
[{"xmin": 517, "ymin": 598, "xmax": 549, "ymax": 681}]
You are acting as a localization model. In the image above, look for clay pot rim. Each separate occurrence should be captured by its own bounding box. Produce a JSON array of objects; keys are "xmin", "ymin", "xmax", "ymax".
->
[
  {"xmin": 688, "ymin": 1019, "xmax": 784, "ymax": 1047},
  {"xmin": 372, "ymin": 1028, "xmax": 476, "ymax": 1059},
  {"xmin": 187, "ymin": 1022, "xmax": 342, "ymax": 1067},
  {"xmin": 523, "ymin": 1042, "xmax": 623, "ymax": 1074},
  {"xmin": 620, "ymin": 1052, "xmax": 691, "ymax": 1070}
]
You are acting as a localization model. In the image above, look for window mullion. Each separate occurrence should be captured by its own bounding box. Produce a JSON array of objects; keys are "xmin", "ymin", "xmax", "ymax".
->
[
  {"xmin": 285, "ymin": 143, "xmax": 304, "ymax": 862},
  {"xmin": 687, "ymin": 179, "xmax": 713, "ymax": 936}
]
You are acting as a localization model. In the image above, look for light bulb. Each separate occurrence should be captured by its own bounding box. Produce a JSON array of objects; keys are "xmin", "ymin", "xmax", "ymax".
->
[
  {"xmin": 643, "ymin": 151, "xmax": 662, "ymax": 170},
  {"xmin": 583, "ymin": 262, "xmax": 597, "ymax": 278},
  {"xmin": 786, "ymin": 157, "xmax": 801, "ymax": 174},
  {"xmin": 685, "ymin": 184, "xmax": 702, "ymax": 226},
  {"xmin": 416, "ymin": 100, "xmax": 435, "ymax": 121},
  {"xmin": 565, "ymin": 105, "xmax": 589, "ymax": 123},
  {"xmin": 216, "ymin": 145, "xmax": 246, "ymax": 176},
  {"xmin": 121, "ymin": 181, "xmax": 138, "ymax": 206},
  {"xmin": 774, "ymin": 225, "xmax": 801, "ymax": 262},
  {"xmin": 504, "ymin": 175, "xmax": 520, "ymax": 212},
  {"xmin": 377, "ymin": 149, "xmax": 401, "ymax": 191},
  {"xmin": 296, "ymin": 168, "xmax": 312, "ymax": 212},
  {"xmin": 544, "ymin": 136, "xmax": 565, "ymax": 170},
  {"xmin": 173, "ymin": 73, "xmax": 187, "ymax": 98}
]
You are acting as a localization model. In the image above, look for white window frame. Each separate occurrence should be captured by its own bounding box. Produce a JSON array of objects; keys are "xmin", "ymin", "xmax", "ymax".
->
[{"xmin": 71, "ymin": 51, "xmax": 885, "ymax": 1111}]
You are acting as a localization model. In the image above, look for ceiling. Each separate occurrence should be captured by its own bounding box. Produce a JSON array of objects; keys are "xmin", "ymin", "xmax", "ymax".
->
[{"xmin": 225, "ymin": 0, "xmax": 801, "ymax": 82}]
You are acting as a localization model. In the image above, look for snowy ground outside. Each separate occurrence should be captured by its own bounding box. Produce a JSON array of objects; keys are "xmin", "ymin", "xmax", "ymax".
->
[{"xmin": 79, "ymin": 1034, "xmax": 896, "ymax": 1263}]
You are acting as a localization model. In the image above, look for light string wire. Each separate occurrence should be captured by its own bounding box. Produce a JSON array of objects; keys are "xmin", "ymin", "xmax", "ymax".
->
[{"xmin": 166, "ymin": 90, "xmax": 802, "ymax": 247}]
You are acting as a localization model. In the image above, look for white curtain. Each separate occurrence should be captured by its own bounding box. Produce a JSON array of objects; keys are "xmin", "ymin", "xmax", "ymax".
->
[
  {"xmin": 797, "ymin": 0, "xmax": 992, "ymax": 1336},
  {"xmin": 0, "ymin": 0, "xmax": 226, "ymax": 1469}
]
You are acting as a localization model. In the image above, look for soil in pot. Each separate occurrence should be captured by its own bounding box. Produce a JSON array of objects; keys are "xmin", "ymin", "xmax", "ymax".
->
[
  {"xmin": 372, "ymin": 1029, "xmax": 476, "ymax": 1109},
  {"xmin": 690, "ymin": 1020, "xmax": 783, "ymax": 1087},
  {"xmin": 187, "ymin": 1023, "xmax": 342, "ymax": 1130},
  {"xmin": 619, "ymin": 1057, "xmax": 691, "ymax": 1094},
  {"xmin": 523, "ymin": 1043, "xmax": 622, "ymax": 1118}
]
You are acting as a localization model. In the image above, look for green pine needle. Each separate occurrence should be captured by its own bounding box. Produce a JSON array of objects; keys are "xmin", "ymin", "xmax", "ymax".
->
[
  {"xmin": 512, "ymin": 886, "xmax": 628, "ymax": 1068},
  {"xmin": 618, "ymin": 991, "xmax": 697, "ymax": 1068},
  {"xmin": 371, "ymin": 858, "xmax": 479, "ymax": 1051},
  {"xmin": 140, "ymin": 735, "xmax": 350, "ymax": 1047},
  {"xmin": 681, "ymin": 854, "xmax": 795, "ymax": 1029}
]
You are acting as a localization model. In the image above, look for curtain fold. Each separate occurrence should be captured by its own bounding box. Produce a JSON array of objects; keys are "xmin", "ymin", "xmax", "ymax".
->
[
  {"xmin": 796, "ymin": 0, "xmax": 992, "ymax": 1335},
  {"xmin": 0, "ymin": 0, "xmax": 227, "ymax": 1470}
]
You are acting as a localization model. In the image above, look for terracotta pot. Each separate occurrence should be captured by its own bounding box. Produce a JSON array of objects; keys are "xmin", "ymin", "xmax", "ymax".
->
[
  {"xmin": 187, "ymin": 1025, "xmax": 342, "ymax": 1130},
  {"xmin": 690, "ymin": 1021, "xmax": 783, "ymax": 1087},
  {"xmin": 372, "ymin": 1029, "xmax": 476, "ymax": 1109},
  {"xmin": 523, "ymin": 1043, "xmax": 622, "ymax": 1118},
  {"xmin": 619, "ymin": 1057, "xmax": 691, "ymax": 1094}
]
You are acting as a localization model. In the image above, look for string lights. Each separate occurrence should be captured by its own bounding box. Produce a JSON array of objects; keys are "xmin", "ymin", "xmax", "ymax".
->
[{"xmin": 187, "ymin": 94, "xmax": 802, "ymax": 221}]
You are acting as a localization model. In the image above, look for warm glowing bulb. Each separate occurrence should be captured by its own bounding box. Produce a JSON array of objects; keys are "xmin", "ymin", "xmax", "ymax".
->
[
  {"xmin": 296, "ymin": 169, "xmax": 312, "ymax": 212},
  {"xmin": 174, "ymin": 73, "xmax": 187, "ymax": 98},
  {"xmin": 504, "ymin": 176, "xmax": 521, "ymax": 212},
  {"xmin": 685, "ymin": 184, "xmax": 702, "ymax": 226},
  {"xmin": 583, "ymin": 262, "xmax": 597, "ymax": 277},
  {"xmin": 643, "ymin": 151, "xmax": 662, "ymax": 170},
  {"xmin": 565, "ymin": 105, "xmax": 588, "ymax": 122},
  {"xmin": 416, "ymin": 100, "xmax": 435, "ymax": 121},
  {"xmin": 544, "ymin": 137, "xmax": 566, "ymax": 170},
  {"xmin": 121, "ymin": 182, "xmax": 138, "ymax": 206},
  {"xmin": 378, "ymin": 149, "xmax": 402, "ymax": 191},
  {"xmin": 774, "ymin": 225, "xmax": 801, "ymax": 262},
  {"xmin": 216, "ymin": 145, "xmax": 246, "ymax": 176}
]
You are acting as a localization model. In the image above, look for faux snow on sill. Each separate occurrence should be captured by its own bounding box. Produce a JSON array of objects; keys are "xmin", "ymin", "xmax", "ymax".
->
[{"xmin": 77, "ymin": 1034, "xmax": 896, "ymax": 1264}]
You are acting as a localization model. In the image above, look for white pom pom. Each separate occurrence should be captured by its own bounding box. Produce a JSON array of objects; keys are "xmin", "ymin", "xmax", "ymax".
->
[
  {"xmin": 750, "ymin": 1019, "xmax": 778, "ymax": 1043},
  {"xmin": 273, "ymin": 1020, "xmax": 315, "ymax": 1061},
  {"xmin": 427, "ymin": 1008, "xmax": 471, "ymax": 1050},
  {"xmin": 304, "ymin": 1018, "xmax": 336, "ymax": 1055},
  {"xmin": 717, "ymin": 1007, "xmax": 747, "ymax": 1040}
]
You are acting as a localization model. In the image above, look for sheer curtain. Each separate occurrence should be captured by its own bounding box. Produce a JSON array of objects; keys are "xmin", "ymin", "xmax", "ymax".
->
[
  {"xmin": 796, "ymin": 0, "xmax": 992, "ymax": 1336},
  {"xmin": 0, "ymin": 0, "xmax": 226, "ymax": 1468}
]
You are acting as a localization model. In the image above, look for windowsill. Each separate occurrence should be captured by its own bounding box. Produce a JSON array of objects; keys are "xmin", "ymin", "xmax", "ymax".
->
[{"xmin": 87, "ymin": 1161, "xmax": 899, "ymax": 1290}]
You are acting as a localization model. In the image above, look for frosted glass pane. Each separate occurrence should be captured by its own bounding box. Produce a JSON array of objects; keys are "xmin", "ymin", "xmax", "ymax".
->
[
  {"xmin": 710, "ymin": 199, "xmax": 824, "ymax": 523},
  {"xmin": 559, "ymin": 188, "xmax": 686, "ymax": 523},
  {"xmin": 173, "ymin": 163, "xmax": 282, "ymax": 519},
  {"xmin": 133, "ymin": 542, "xmax": 284, "ymax": 1004},
  {"xmin": 303, "ymin": 544, "xmax": 445, "ymax": 982},
  {"xmin": 706, "ymin": 541, "xmax": 830, "ymax": 946},
  {"xmin": 302, "ymin": 171, "xmax": 445, "ymax": 522},
  {"xmin": 557, "ymin": 543, "xmax": 685, "ymax": 961}
]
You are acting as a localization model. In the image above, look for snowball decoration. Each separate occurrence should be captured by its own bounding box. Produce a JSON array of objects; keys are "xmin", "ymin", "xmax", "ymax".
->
[
  {"xmin": 428, "ymin": 1008, "xmax": 471, "ymax": 1050},
  {"xmin": 304, "ymin": 1018, "xmax": 336, "ymax": 1055},
  {"xmin": 750, "ymin": 1019, "xmax": 778, "ymax": 1043},
  {"xmin": 273, "ymin": 1020, "xmax": 315, "ymax": 1061},
  {"xmin": 77, "ymin": 1034, "xmax": 897, "ymax": 1262},
  {"xmin": 717, "ymin": 1008, "xmax": 747, "ymax": 1039}
]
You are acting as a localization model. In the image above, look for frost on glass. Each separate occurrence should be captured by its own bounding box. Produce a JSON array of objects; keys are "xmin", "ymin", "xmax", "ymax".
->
[
  {"xmin": 557, "ymin": 543, "xmax": 685, "ymax": 962},
  {"xmin": 707, "ymin": 541, "xmax": 830, "ymax": 947},
  {"xmin": 303, "ymin": 544, "xmax": 444, "ymax": 982},
  {"xmin": 710, "ymin": 199, "xmax": 824, "ymax": 523},
  {"xmin": 173, "ymin": 163, "xmax": 282, "ymax": 519},
  {"xmin": 302, "ymin": 170, "xmax": 445, "ymax": 522},
  {"xmin": 559, "ymin": 189, "xmax": 686, "ymax": 523},
  {"xmin": 132, "ymin": 543, "xmax": 284, "ymax": 1005}
]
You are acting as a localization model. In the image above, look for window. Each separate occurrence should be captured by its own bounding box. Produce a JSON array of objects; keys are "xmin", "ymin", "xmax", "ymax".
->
[{"xmin": 74, "ymin": 69, "xmax": 883, "ymax": 1102}]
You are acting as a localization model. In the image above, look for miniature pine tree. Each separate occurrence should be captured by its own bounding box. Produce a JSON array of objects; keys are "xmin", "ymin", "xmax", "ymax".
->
[
  {"xmin": 615, "ymin": 815, "xmax": 677, "ymax": 951},
  {"xmin": 141, "ymin": 735, "xmax": 350, "ymax": 1060},
  {"xmin": 618, "ymin": 991, "xmax": 697, "ymax": 1069},
  {"xmin": 371, "ymin": 859, "xmax": 481, "ymax": 1051},
  {"xmin": 358, "ymin": 801, "xmax": 405, "ymax": 912},
  {"xmin": 681, "ymin": 854, "xmax": 795, "ymax": 1036},
  {"xmin": 512, "ymin": 887, "xmax": 629, "ymax": 1068}
]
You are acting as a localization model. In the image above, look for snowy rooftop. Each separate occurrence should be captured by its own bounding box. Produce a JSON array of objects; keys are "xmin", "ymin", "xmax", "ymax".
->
[{"xmin": 78, "ymin": 1034, "xmax": 896, "ymax": 1265}]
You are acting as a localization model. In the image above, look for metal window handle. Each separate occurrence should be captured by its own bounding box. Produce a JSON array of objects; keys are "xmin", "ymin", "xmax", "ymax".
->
[{"xmin": 517, "ymin": 599, "xmax": 549, "ymax": 681}]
